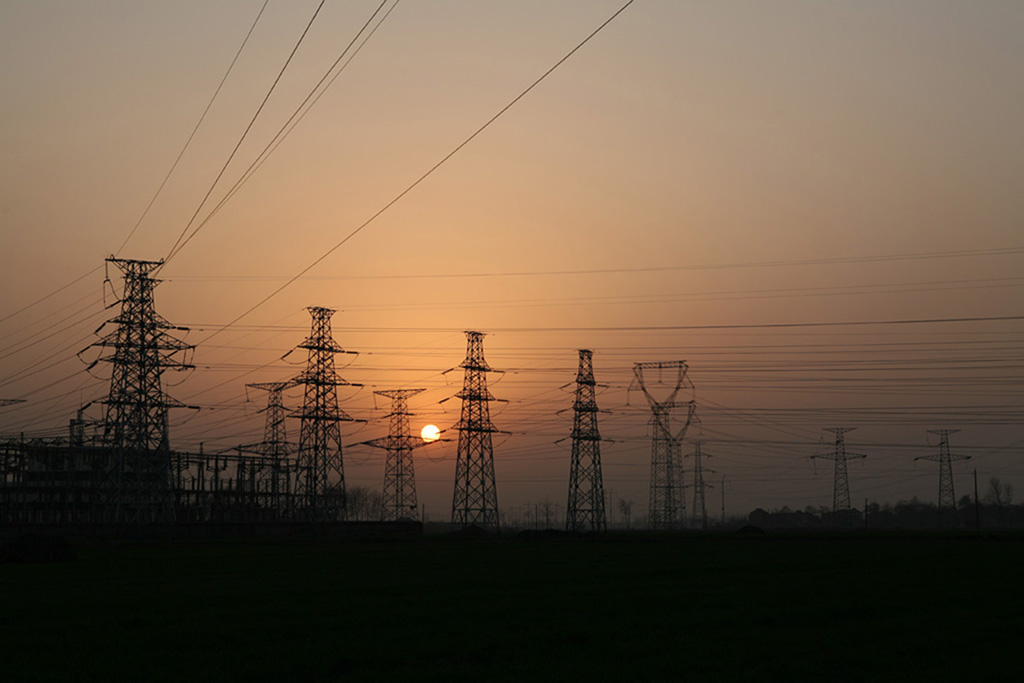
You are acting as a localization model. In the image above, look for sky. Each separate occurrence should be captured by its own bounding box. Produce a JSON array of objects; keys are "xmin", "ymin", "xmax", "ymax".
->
[{"xmin": 2, "ymin": 0, "xmax": 1023, "ymax": 523}]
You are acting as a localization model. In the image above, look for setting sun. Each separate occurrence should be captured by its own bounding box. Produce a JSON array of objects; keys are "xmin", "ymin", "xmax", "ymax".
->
[{"xmin": 420, "ymin": 424, "xmax": 441, "ymax": 443}]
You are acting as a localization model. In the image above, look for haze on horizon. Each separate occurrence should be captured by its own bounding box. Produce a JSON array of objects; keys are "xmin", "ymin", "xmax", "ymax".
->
[{"xmin": 1, "ymin": 0, "xmax": 1022, "ymax": 521}]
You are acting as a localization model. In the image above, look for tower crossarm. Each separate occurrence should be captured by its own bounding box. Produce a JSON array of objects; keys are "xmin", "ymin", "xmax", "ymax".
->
[
  {"xmin": 915, "ymin": 453, "xmax": 971, "ymax": 463},
  {"xmin": 629, "ymin": 361, "xmax": 690, "ymax": 409}
]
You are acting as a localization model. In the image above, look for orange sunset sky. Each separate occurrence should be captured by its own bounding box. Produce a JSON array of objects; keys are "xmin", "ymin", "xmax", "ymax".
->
[{"xmin": 2, "ymin": 1, "xmax": 1023, "ymax": 519}]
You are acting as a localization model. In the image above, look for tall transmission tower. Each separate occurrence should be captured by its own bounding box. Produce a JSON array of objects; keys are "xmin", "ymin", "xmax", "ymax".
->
[
  {"xmin": 630, "ymin": 361, "xmax": 696, "ymax": 530},
  {"xmin": 687, "ymin": 440, "xmax": 715, "ymax": 530},
  {"xmin": 361, "ymin": 388, "xmax": 429, "ymax": 522},
  {"xmin": 916, "ymin": 429, "xmax": 969, "ymax": 528},
  {"xmin": 290, "ymin": 307, "xmax": 358, "ymax": 521},
  {"xmin": 90, "ymin": 257, "xmax": 194, "ymax": 524},
  {"xmin": 812, "ymin": 427, "xmax": 866, "ymax": 528},
  {"xmin": 565, "ymin": 349, "xmax": 607, "ymax": 534},
  {"xmin": 450, "ymin": 331, "xmax": 501, "ymax": 532}
]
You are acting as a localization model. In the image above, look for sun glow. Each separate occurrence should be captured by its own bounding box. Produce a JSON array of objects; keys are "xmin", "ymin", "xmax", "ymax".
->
[{"xmin": 420, "ymin": 424, "xmax": 441, "ymax": 443}]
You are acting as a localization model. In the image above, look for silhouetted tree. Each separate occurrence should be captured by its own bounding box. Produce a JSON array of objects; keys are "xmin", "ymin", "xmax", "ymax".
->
[
  {"xmin": 346, "ymin": 486, "xmax": 382, "ymax": 521},
  {"xmin": 540, "ymin": 499, "xmax": 555, "ymax": 529},
  {"xmin": 985, "ymin": 477, "xmax": 1014, "ymax": 528},
  {"xmin": 618, "ymin": 499, "xmax": 633, "ymax": 530},
  {"xmin": 985, "ymin": 477, "xmax": 1014, "ymax": 507}
]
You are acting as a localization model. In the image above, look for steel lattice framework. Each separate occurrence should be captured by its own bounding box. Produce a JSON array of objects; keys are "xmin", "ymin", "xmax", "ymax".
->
[
  {"xmin": 91, "ymin": 257, "xmax": 193, "ymax": 524},
  {"xmin": 245, "ymin": 380, "xmax": 297, "ymax": 507},
  {"xmin": 362, "ymin": 388, "xmax": 428, "ymax": 522},
  {"xmin": 688, "ymin": 440, "xmax": 715, "ymax": 530},
  {"xmin": 290, "ymin": 307, "xmax": 357, "ymax": 521},
  {"xmin": 248, "ymin": 381, "xmax": 295, "ymax": 459},
  {"xmin": 565, "ymin": 349, "xmax": 607, "ymax": 533},
  {"xmin": 916, "ymin": 429, "xmax": 969, "ymax": 527},
  {"xmin": 812, "ymin": 427, "xmax": 866, "ymax": 527},
  {"xmin": 450, "ymin": 331, "xmax": 501, "ymax": 531},
  {"xmin": 630, "ymin": 361, "xmax": 695, "ymax": 530}
]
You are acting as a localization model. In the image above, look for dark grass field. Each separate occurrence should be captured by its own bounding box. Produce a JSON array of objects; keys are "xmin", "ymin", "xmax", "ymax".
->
[{"xmin": 2, "ymin": 531, "xmax": 1022, "ymax": 682}]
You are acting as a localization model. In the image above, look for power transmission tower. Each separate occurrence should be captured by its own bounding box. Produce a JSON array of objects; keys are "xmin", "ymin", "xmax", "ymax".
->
[
  {"xmin": 630, "ymin": 361, "xmax": 696, "ymax": 530},
  {"xmin": 90, "ymin": 257, "xmax": 194, "ymax": 524},
  {"xmin": 812, "ymin": 427, "xmax": 865, "ymax": 528},
  {"xmin": 361, "ymin": 388, "xmax": 430, "ymax": 522},
  {"xmin": 565, "ymin": 349, "xmax": 607, "ymax": 533},
  {"xmin": 248, "ymin": 381, "xmax": 296, "ymax": 459},
  {"xmin": 290, "ymin": 307, "xmax": 359, "ymax": 521},
  {"xmin": 687, "ymin": 440, "xmax": 715, "ymax": 530},
  {"xmin": 449, "ymin": 331, "xmax": 501, "ymax": 531},
  {"xmin": 247, "ymin": 380, "xmax": 297, "ymax": 513},
  {"xmin": 916, "ymin": 429, "xmax": 969, "ymax": 528}
]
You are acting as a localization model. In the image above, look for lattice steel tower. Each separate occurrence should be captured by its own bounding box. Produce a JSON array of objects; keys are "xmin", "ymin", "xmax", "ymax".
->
[
  {"xmin": 291, "ymin": 307, "xmax": 357, "ymax": 521},
  {"xmin": 248, "ymin": 381, "xmax": 295, "ymax": 459},
  {"xmin": 565, "ymin": 349, "xmax": 607, "ymax": 533},
  {"xmin": 246, "ymin": 380, "xmax": 296, "ymax": 507},
  {"xmin": 812, "ymin": 427, "xmax": 866, "ymax": 527},
  {"xmin": 630, "ymin": 361, "xmax": 696, "ymax": 530},
  {"xmin": 688, "ymin": 440, "xmax": 715, "ymax": 530},
  {"xmin": 362, "ymin": 388, "xmax": 429, "ymax": 522},
  {"xmin": 916, "ymin": 429, "xmax": 969, "ymax": 528},
  {"xmin": 91, "ymin": 257, "xmax": 193, "ymax": 524},
  {"xmin": 450, "ymin": 331, "xmax": 501, "ymax": 531}
]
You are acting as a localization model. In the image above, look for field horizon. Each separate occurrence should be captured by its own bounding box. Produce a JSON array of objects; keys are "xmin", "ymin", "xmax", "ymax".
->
[{"xmin": 2, "ymin": 530, "xmax": 1022, "ymax": 681}]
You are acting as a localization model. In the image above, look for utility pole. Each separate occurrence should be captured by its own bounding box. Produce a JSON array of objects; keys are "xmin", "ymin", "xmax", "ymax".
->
[
  {"xmin": 915, "ymin": 430, "xmax": 969, "ymax": 529},
  {"xmin": 630, "ymin": 361, "xmax": 695, "ymax": 530},
  {"xmin": 607, "ymin": 487, "xmax": 616, "ymax": 528},
  {"xmin": 449, "ymin": 331, "xmax": 502, "ymax": 532},
  {"xmin": 360, "ymin": 388, "xmax": 431, "ymax": 522},
  {"xmin": 973, "ymin": 468, "xmax": 980, "ymax": 531},
  {"xmin": 811, "ymin": 427, "xmax": 865, "ymax": 528},
  {"xmin": 291, "ymin": 307, "xmax": 359, "ymax": 522},
  {"xmin": 721, "ymin": 475, "xmax": 726, "ymax": 527},
  {"xmin": 565, "ymin": 349, "xmax": 607, "ymax": 534},
  {"xmin": 89, "ymin": 257, "xmax": 194, "ymax": 524}
]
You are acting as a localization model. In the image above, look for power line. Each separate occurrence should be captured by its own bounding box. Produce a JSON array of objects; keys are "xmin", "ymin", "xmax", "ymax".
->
[
  {"xmin": 116, "ymin": 1, "xmax": 270, "ymax": 256},
  {"xmin": 0, "ymin": 266, "xmax": 101, "ymax": 324},
  {"xmin": 184, "ymin": 314, "xmax": 1024, "ymax": 336},
  {"xmin": 0, "ymin": 3, "xmax": 271, "ymax": 326},
  {"xmin": 164, "ymin": 0, "xmax": 328, "ymax": 261},
  {"xmin": 166, "ymin": 244, "xmax": 1024, "ymax": 281},
  {"xmin": 165, "ymin": 0, "xmax": 398, "ymax": 263},
  {"xmin": 190, "ymin": 0, "xmax": 636, "ymax": 345}
]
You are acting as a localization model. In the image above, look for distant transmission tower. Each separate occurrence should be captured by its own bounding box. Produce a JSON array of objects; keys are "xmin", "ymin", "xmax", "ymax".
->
[
  {"xmin": 90, "ymin": 257, "xmax": 194, "ymax": 524},
  {"xmin": 247, "ymin": 381, "xmax": 295, "ymax": 459},
  {"xmin": 630, "ymin": 361, "xmax": 696, "ymax": 530},
  {"xmin": 246, "ymin": 380, "xmax": 296, "ymax": 509},
  {"xmin": 362, "ymin": 388, "xmax": 429, "ymax": 522},
  {"xmin": 291, "ymin": 307, "xmax": 358, "ymax": 521},
  {"xmin": 450, "ymin": 331, "xmax": 501, "ymax": 531},
  {"xmin": 812, "ymin": 427, "xmax": 866, "ymax": 528},
  {"xmin": 916, "ymin": 429, "xmax": 969, "ymax": 528},
  {"xmin": 565, "ymin": 349, "xmax": 607, "ymax": 533},
  {"xmin": 687, "ymin": 441, "xmax": 715, "ymax": 530}
]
